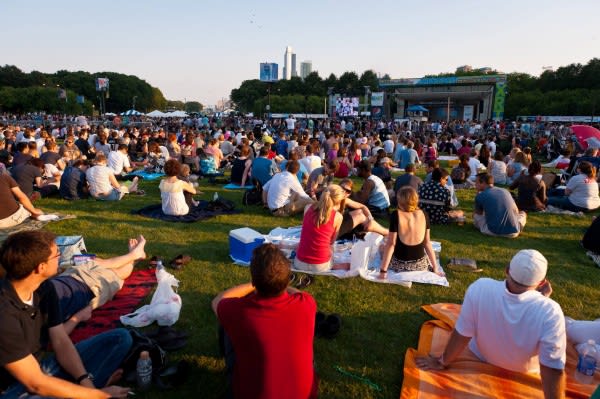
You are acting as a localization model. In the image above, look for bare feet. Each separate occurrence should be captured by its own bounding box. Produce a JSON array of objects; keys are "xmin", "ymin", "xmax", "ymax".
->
[
  {"xmin": 129, "ymin": 176, "xmax": 139, "ymax": 193},
  {"xmin": 128, "ymin": 235, "xmax": 147, "ymax": 261}
]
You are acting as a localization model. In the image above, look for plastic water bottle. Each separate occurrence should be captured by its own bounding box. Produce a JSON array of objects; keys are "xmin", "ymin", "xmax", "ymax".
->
[
  {"xmin": 576, "ymin": 339, "xmax": 598, "ymax": 384},
  {"xmin": 136, "ymin": 350, "xmax": 153, "ymax": 391},
  {"xmin": 213, "ymin": 192, "xmax": 219, "ymax": 201},
  {"xmin": 156, "ymin": 260, "xmax": 164, "ymax": 271}
]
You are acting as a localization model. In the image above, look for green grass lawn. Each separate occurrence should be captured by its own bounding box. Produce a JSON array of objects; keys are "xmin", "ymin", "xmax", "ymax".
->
[{"xmin": 36, "ymin": 171, "xmax": 600, "ymax": 399}]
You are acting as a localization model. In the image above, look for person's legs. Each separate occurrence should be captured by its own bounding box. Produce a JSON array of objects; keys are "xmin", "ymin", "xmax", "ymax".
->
[
  {"xmin": 473, "ymin": 213, "xmax": 496, "ymax": 236},
  {"xmin": 72, "ymin": 328, "xmax": 133, "ymax": 387},
  {"xmin": 287, "ymin": 193, "xmax": 314, "ymax": 215},
  {"xmin": 93, "ymin": 236, "xmax": 146, "ymax": 278},
  {"xmin": 547, "ymin": 195, "xmax": 570, "ymax": 209}
]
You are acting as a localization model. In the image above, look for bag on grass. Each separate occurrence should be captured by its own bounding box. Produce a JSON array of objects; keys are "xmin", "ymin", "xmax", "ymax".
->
[
  {"xmin": 120, "ymin": 269, "xmax": 182, "ymax": 327},
  {"xmin": 207, "ymin": 197, "xmax": 236, "ymax": 212},
  {"xmin": 121, "ymin": 329, "xmax": 168, "ymax": 382},
  {"xmin": 446, "ymin": 258, "xmax": 482, "ymax": 272}
]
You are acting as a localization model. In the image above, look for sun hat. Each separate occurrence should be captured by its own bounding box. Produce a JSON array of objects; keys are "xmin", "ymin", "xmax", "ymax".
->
[{"xmin": 508, "ymin": 249, "xmax": 547, "ymax": 286}]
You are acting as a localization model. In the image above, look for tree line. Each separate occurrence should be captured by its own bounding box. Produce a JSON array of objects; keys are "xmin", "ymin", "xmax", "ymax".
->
[
  {"xmin": 0, "ymin": 65, "xmax": 170, "ymax": 115},
  {"xmin": 230, "ymin": 58, "xmax": 600, "ymax": 119}
]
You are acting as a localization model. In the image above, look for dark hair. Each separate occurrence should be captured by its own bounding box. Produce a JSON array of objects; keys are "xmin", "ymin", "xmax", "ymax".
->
[
  {"xmin": 432, "ymin": 167, "xmax": 449, "ymax": 182},
  {"xmin": 29, "ymin": 158, "xmax": 44, "ymax": 169},
  {"xmin": 286, "ymin": 160, "xmax": 300, "ymax": 174},
  {"xmin": 0, "ymin": 230, "xmax": 56, "ymax": 280},
  {"xmin": 405, "ymin": 163, "xmax": 415, "ymax": 173},
  {"xmin": 528, "ymin": 160, "xmax": 542, "ymax": 176},
  {"xmin": 164, "ymin": 158, "xmax": 182, "ymax": 176},
  {"xmin": 16, "ymin": 142, "xmax": 28, "ymax": 152},
  {"xmin": 118, "ymin": 143, "xmax": 128, "ymax": 151},
  {"xmin": 357, "ymin": 159, "xmax": 371, "ymax": 173},
  {"xmin": 259, "ymin": 146, "xmax": 270, "ymax": 156},
  {"xmin": 578, "ymin": 160, "xmax": 596, "ymax": 178},
  {"xmin": 250, "ymin": 243, "xmax": 290, "ymax": 297},
  {"xmin": 476, "ymin": 172, "xmax": 494, "ymax": 185}
]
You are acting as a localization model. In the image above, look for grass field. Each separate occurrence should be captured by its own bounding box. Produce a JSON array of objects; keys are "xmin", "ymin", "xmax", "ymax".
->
[{"xmin": 36, "ymin": 169, "xmax": 600, "ymax": 399}]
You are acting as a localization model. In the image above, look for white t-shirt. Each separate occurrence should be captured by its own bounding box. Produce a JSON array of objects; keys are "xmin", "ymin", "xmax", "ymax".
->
[
  {"xmin": 86, "ymin": 165, "xmax": 114, "ymax": 197},
  {"xmin": 468, "ymin": 157, "xmax": 482, "ymax": 179},
  {"xmin": 107, "ymin": 151, "xmax": 131, "ymax": 175},
  {"xmin": 285, "ymin": 117, "xmax": 296, "ymax": 130},
  {"xmin": 263, "ymin": 171, "xmax": 310, "ymax": 210},
  {"xmin": 299, "ymin": 155, "xmax": 322, "ymax": 175},
  {"xmin": 567, "ymin": 173, "xmax": 600, "ymax": 210},
  {"xmin": 455, "ymin": 278, "xmax": 566, "ymax": 373}
]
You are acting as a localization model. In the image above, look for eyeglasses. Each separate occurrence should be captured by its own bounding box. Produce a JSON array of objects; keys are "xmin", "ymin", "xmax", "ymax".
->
[
  {"xmin": 46, "ymin": 252, "xmax": 61, "ymax": 262},
  {"xmin": 342, "ymin": 187, "xmax": 352, "ymax": 194}
]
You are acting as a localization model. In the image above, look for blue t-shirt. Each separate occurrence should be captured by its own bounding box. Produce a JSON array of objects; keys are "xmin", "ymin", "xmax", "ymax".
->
[
  {"xmin": 252, "ymin": 157, "xmax": 277, "ymax": 186},
  {"xmin": 399, "ymin": 148, "xmax": 418, "ymax": 169},
  {"xmin": 475, "ymin": 187, "xmax": 520, "ymax": 235},
  {"xmin": 44, "ymin": 276, "xmax": 94, "ymax": 322},
  {"xmin": 275, "ymin": 139, "xmax": 288, "ymax": 158},
  {"xmin": 59, "ymin": 166, "xmax": 87, "ymax": 200}
]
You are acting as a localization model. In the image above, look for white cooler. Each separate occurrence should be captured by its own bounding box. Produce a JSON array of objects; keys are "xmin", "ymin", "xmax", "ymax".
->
[{"xmin": 229, "ymin": 228, "xmax": 265, "ymax": 264}]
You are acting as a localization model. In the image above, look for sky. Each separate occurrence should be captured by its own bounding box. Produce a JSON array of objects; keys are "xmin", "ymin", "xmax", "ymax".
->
[{"xmin": 2, "ymin": 0, "xmax": 599, "ymax": 109}]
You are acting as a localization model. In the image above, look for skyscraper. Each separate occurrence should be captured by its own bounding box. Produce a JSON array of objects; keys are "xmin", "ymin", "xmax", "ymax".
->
[
  {"xmin": 284, "ymin": 46, "xmax": 293, "ymax": 80},
  {"xmin": 300, "ymin": 61, "xmax": 312, "ymax": 79},
  {"xmin": 291, "ymin": 53, "xmax": 297, "ymax": 77}
]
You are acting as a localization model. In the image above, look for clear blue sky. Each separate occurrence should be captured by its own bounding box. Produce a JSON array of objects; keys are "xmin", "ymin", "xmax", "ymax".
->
[{"xmin": 2, "ymin": 0, "xmax": 599, "ymax": 108}]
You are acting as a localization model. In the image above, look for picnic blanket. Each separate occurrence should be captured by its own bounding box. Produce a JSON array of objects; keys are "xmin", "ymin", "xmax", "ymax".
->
[
  {"xmin": 129, "ymin": 170, "xmax": 164, "ymax": 180},
  {"xmin": 133, "ymin": 201, "xmax": 236, "ymax": 222},
  {"xmin": 69, "ymin": 268, "xmax": 157, "ymax": 343},
  {"xmin": 235, "ymin": 227, "xmax": 448, "ymax": 286},
  {"xmin": 400, "ymin": 303, "xmax": 599, "ymax": 399},
  {"xmin": 0, "ymin": 214, "xmax": 76, "ymax": 242},
  {"xmin": 223, "ymin": 183, "xmax": 254, "ymax": 190}
]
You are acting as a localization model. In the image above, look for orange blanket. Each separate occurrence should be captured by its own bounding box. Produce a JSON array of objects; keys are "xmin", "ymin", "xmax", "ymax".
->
[{"xmin": 400, "ymin": 303, "xmax": 599, "ymax": 399}]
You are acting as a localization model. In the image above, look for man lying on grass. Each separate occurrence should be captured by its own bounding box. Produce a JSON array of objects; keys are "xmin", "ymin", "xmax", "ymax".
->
[{"xmin": 0, "ymin": 230, "xmax": 133, "ymax": 399}]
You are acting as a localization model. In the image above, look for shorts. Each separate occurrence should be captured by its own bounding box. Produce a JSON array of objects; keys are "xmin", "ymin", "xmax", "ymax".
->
[
  {"xmin": 0, "ymin": 205, "xmax": 31, "ymax": 229},
  {"xmin": 294, "ymin": 257, "xmax": 332, "ymax": 273},
  {"xmin": 389, "ymin": 255, "xmax": 432, "ymax": 273},
  {"xmin": 62, "ymin": 261, "xmax": 124, "ymax": 309}
]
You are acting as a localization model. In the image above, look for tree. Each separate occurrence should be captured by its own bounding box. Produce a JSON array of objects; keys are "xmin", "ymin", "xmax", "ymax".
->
[
  {"xmin": 359, "ymin": 70, "xmax": 379, "ymax": 91},
  {"xmin": 185, "ymin": 101, "xmax": 203, "ymax": 113}
]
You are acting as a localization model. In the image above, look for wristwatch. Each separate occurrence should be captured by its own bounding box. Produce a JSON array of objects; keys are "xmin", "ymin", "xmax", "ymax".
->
[{"xmin": 76, "ymin": 372, "xmax": 94, "ymax": 384}]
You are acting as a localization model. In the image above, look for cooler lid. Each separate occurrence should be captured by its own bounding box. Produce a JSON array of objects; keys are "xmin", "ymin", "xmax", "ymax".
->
[{"xmin": 229, "ymin": 227, "xmax": 264, "ymax": 244}]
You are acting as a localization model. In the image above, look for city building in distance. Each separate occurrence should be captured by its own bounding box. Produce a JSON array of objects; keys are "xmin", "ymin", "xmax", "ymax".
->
[
  {"xmin": 260, "ymin": 62, "xmax": 279, "ymax": 82},
  {"xmin": 283, "ymin": 45, "xmax": 296, "ymax": 80},
  {"xmin": 300, "ymin": 61, "xmax": 312, "ymax": 79}
]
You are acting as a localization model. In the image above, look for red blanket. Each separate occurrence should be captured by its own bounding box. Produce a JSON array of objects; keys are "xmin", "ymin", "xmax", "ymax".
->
[{"xmin": 69, "ymin": 268, "xmax": 157, "ymax": 343}]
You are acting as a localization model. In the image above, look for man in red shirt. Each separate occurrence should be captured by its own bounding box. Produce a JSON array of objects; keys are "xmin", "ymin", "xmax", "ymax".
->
[{"xmin": 212, "ymin": 243, "xmax": 318, "ymax": 399}]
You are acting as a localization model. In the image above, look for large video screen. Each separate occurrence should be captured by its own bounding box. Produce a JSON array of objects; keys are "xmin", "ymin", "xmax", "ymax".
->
[{"xmin": 336, "ymin": 97, "xmax": 359, "ymax": 117}]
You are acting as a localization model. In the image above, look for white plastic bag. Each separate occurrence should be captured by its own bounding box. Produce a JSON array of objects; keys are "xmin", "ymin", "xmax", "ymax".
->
[{"xmin": 120, "ymin": 268, "xmax": 182, "ymax": 327}]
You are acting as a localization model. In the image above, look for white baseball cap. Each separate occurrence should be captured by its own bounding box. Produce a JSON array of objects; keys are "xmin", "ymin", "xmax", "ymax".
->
[{"xmin": 508, "ymin": 249, "xmax": 547, "ymax": 286}]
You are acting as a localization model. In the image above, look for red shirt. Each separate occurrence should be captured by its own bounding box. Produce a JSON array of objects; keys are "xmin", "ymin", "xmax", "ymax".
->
[
  {"xmin": 218, "ymin": 291, "xmax": 318, "ymax": 399},
  {"xmin": 297, "ymin": 207, "xmax": 337, "ymax": 264}
]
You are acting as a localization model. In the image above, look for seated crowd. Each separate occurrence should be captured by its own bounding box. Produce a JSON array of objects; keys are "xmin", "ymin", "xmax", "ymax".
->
[{"xmin": 1, "ymin": 117, "xmax": 599, "ymax": 399}]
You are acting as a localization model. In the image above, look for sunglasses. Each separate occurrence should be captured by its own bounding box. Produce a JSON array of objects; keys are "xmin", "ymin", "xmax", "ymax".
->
[{"xmin": 342, "ymin": 187, "xmax": 352, "ymax": 194}]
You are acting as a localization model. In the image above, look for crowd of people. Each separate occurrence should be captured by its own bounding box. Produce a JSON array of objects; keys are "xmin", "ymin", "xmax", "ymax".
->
[{"xmin": 1, "ymin": 113, "xmax": 599, "ymax": 398}]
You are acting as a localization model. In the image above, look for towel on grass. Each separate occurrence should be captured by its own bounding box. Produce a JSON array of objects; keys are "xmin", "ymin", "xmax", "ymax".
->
[
  {"xmin": 69, "ymin": 268, "xmax": 157, "ymax": 343},
  {"xmin": 0, "ymin": 214, "xmax": 76, "ymax": 243},
  {"xmin": 129, "ymin": 170, "xmax": 164, "ymax": 180},
  {"xmin": 224, "ymin": 183, "xmax": 254, "ymax": 190},
  {"xmin": 133, "ymin": 201, "xmax": 236, "ymax": 222},
  {"xmin": 400, "ymin": 303, "xmax": 598, "ymax": 399}
]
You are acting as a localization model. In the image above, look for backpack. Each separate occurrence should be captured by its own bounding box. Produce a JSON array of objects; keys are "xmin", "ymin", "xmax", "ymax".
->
[
  {"xmin": 242, "ymin": 182, "xmax": 263, "ymax": 206},
  {"xmin": 121, "ymin": 329, "xmax": 168, "ymax": 382}
]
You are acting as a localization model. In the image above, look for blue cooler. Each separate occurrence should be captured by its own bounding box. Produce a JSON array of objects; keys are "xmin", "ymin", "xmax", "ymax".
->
[{"xmin": 229, "ymin": 228, "xmax": 265, "ymax": 264}]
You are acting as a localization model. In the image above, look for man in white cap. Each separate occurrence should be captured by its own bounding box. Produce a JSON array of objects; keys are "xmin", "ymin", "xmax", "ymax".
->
[{"xmin": 416, "ymin": 249, "xmax": 566, "ymax": 399}]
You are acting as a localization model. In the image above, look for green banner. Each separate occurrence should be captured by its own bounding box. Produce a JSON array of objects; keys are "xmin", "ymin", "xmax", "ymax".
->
[{"xmin": 492, "ymin": 82, "xmax": 506, "ymax": 120}]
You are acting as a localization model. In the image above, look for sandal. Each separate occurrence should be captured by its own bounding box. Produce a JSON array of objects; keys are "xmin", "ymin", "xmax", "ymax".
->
[
  {"xmin": 295, "ymin": 274, "xmax": 313, "ymax": 289},
  {"xmin": 169, "ymin": 254, "xmax": 192, "ymax": 270}
]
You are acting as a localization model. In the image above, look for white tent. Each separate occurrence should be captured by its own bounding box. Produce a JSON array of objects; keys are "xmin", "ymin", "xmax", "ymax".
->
[
  {"xmin": 147, "ymin": 110, "xmax": 166, "ymax": 118},
  {"xmin": 165, "ymin": 110, "xmax": 188, "ymax": 118},
  {"xmin": 120, "ymin": 109, "xmax": 144, "ymax": 116}
]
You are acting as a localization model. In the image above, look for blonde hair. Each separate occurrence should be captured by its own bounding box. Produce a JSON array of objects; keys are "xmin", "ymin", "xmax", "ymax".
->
[
  {"xmin": 396, "ymin": 186, "xmax": 419, "ymax": 212},
  {"xmin": 313, "ymin": 184, "xmax": 345, "ymax": 227}
]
